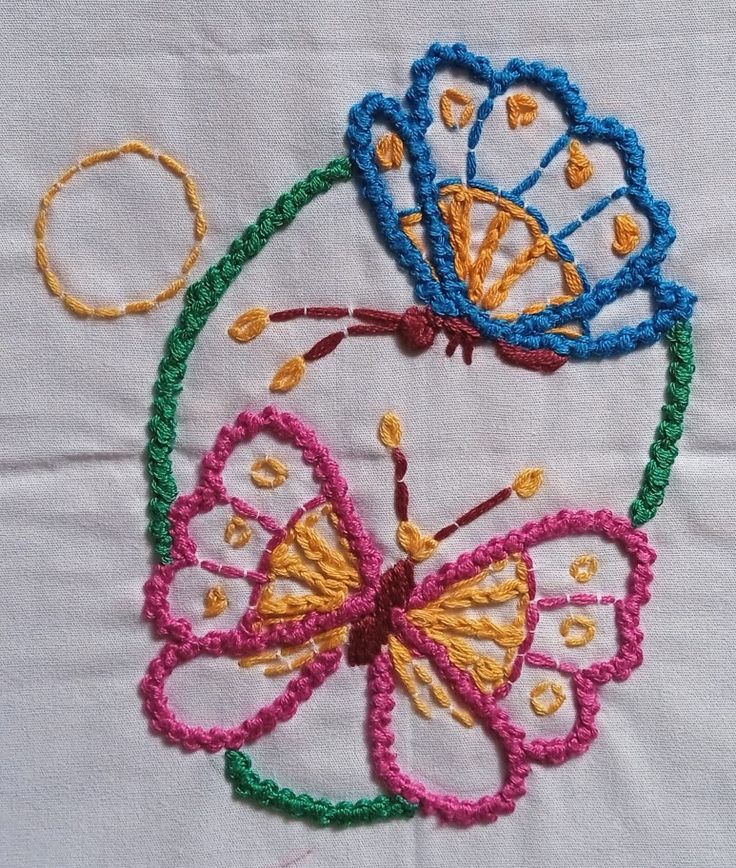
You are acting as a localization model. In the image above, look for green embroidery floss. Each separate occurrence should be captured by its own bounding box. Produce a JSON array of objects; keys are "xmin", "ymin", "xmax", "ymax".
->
[
  {"xmin": 147, "ymin": 156, "xmax": 353, "ymax": 562},
  {"xmin": 224, "ymin": 751, "xmax": 418, "ymax": 826},
  {"xmin": 630, "ymin": 320, "xmax": 695, "ymax": 526}
]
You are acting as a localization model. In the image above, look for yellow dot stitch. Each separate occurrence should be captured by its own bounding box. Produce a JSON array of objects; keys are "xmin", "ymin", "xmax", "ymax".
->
[
  {"xmin": 569, "ymin": 554, "xmax": 599, "ymax": 584},
  {"xmin": 559, "ymin": 614, "xmax": 597, "ymax": 647},
  {"xmin": 250, "ymin": 457, "xmax": 289, "ymax": 489},
  {"xmin": 203, "ymin": 585, "xmax": 229, "ymax": 618},
  {"xmin": 529, "ymin": 680, "xmax": 567, "ymax": 716},
  {"xmin": 565, "ymin": 140, "xmax": 594, "ymax": 189},
  {"xmin": 378, "ymin": 411, "xmax": 403, "ymax": 448},
  {"xmin": 229, "ymin": 308, "xmax": 270, "ymax": 343},
  {"xmin": 375, "ymin": 133, "xmax": 404, "ymax": 170},
  {"xmin": 439, "ymin": 88, "xmax": 475, "ymax": 129},
  {"xmin": 224, "ymin": 515, "xmax": 252, "ymax": 548},
  {"xmin": 612, "ymin": 213, "xmax": 641, "ymax": 256},
  {"xmin": 34, "ymin": 140, "xmax": 206, "ymax": 319},
  {"xmin": 506, "ymin": 93, "xmax": 539, "ymax": 129}
]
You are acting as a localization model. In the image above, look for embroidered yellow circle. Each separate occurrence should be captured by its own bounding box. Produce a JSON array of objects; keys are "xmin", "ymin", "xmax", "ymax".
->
[
  {"xmin": 439, "ymin": 88, "xmax": 475, "ymax": 129},
  {"xmin": 569, "ymin": 553, "xmax": 599, "ymax": 583},
  {"xmin": 203, "ymin": 585, "xmax": 229, "ymax": 618},
  {"xmin": 224, "ymin": 515, "xmax": 252, "ymax": 548},
  {"xmin": 529, "ymin": 680, "xmax": 567, "ymax": 716},
  {"xmin": 250, "ymin": 457, "xmax": 289, "ymax": 489},
  {"xmin": 34, "ymin": 140, "xmax": 207, "ymax": 319},
  {"xmin": 559, "ymin": 614, "xmax": 597, "ymax": 647}
]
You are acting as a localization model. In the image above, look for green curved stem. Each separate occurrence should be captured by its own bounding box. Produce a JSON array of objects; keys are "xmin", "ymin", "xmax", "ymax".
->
[
  {"xmin": 224, "ymin": 751, "xmax": 417, "ymax": 826},
  {"xmin": 147, "ymin": 156, "xmax": 353, "ymax": 561},
  {"xmin": 630, "ymin": 321, "xmax": 695, "ymax": 526}
]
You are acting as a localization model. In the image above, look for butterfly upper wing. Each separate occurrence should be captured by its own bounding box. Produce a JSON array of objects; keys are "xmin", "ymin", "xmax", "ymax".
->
[{"xmin": 141, "ymin": 406, "xmax": 381, "ymax": 751}]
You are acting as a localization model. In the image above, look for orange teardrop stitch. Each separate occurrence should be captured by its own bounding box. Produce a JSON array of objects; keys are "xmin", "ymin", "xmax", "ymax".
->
[
  {"xmin": 375, "ymin": 133, "xmax": 404, "ymax": 170},
  {"xmin": 506, "ymin": 93, "xmax": 539, "ymax": 129},
  {"xmin": 565, "ymin": 140, "xmax": 594, "ymax": 189},
  {"xmin": 439, "ymin": 88, "xmax": 475, "ymax": 129}
]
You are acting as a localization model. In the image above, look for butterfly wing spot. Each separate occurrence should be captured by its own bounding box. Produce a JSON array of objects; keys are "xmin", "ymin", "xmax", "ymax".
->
[
  {"xmin": 565, "ymin": 140, "xmax": 595, "ymax": 189},
  {"xmin": 250, "ymin": 456, "xmax": 289, "ymax": 489},
  {"xmin": 559, "ymin": 614, "xmax": 597, "ymax": 648},
  {"xmin": 569, "ymin": 553, "xmax": 599, "ymax": 584},
  {"xmin": 224, "ymin": 514, "xmax": 253, "ymax": 548},
  {"xmin": 375, "ymin": 132, "xmax": 404, "ymax": 170},
  {"xmin": 529, "ymin": 680, "xmax": 567, "ymax": 716},
  {"xmin": 203, "ymin": 584, "xmax": 229, "ymax": 618},
  {"xmin": 439, "ymin": 88, "xmax": 475, "ymax": 130},
  {"xmin": 238, "ymin": 626, "xmax": 348, "ymax": 677},
  {"xmin": 506, "ymin": 92, "xmax": 539, "ymax": 129},
  {"xmin": 612, "ymin": 213, "xmax": 641, "ymax": 256}
]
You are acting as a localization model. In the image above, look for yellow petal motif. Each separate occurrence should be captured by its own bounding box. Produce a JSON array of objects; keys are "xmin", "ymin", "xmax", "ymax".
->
[
  {"xmin": 560, "ymin": 614, "xmax": 597, "ymax": 648},
  {"xmin": 375, "ymin": 133, "xmax": 404, "ymax": 170},
  {"xmin": 506, "ymin": 92, "xmax": 539, "ymax": 129},
  {"xmin": 270, "ymin": 356, "xmax": 306, "ymax": 392},
  {"xmin": 228, "ymin": 307, "xmax": 270, "ymax": 343},
  {"xmin": 511, "ymin": 467, "xmax": 544, "ymax": 498},
  {"xmin": 397, "ymin": 520, "xmax": 439, "ymax": 562},
  {"xmin": 378, "ymin": 411, "xmax": 403, "ymax": 448},
  {"xmin": 612, "ymin": 213, "xmax": 641, "ymax": 256},
  {"xmin": 565, "ymin": 140, "xmax": 594, "ymax": 189},
  {"xmin": 251, "ymin": 456, "xmax": 289, "ymax": 489},
  {"xmin": 439, "ymin": 88, "xmax": 475, "ymax": 129}
]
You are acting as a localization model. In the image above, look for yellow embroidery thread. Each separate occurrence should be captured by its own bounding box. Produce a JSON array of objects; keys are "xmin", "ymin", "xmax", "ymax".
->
[
  {"xmin": 250, "ymin": 457, "xmax": 289, "ymax": 489},
  {"xmin": 565, "ymin": 140, "xmax": 594, "ymax": 189},
  {"xmin": 375, "ymin": 133, "xmax": 404, "ymax": 170},
  {"xmin": 569, "ymin": 554, "xmax": 599, "ymax": 584},
  {"xmin": 229, "ymin": 307, "xmax": 270, "ymax": 343},
  {"xmin": 224, "ymin": 515, "xmax": 252, "ymax": 548},
  {"xmin": 378, "ymin": 411, "xmax": 403, "ymax": 449},
  {"xmin": 559, "ymin": 614, "xmax": 597, "ymax": 648},
  {"xmin": 529, "ymin": 680, "xmax": 567, "ymax": 716},
  {"xmin": 271, "ymin": 357, "xmax": 306, "ymax": 392},
  {"xmin": 203, "ymin": 585, "xmax": 229, "ymax": 618},
  {"xmin": 612, "ymin": 213, "xmax": 641, "ymax": 256},
  {"xmin": 511, "ymin": 468, "xmax": 544, "ymax": 498},
  {"xmin": 439, "ymin": 88, "xmax": 475, "ymax": 129},
  {"xmin": 35, "ymin": 140, "xmax": 206, "ymax": 319},
  {"xmin": 506, "ymin": 93, "xmax": 539, "ymax": 129}
]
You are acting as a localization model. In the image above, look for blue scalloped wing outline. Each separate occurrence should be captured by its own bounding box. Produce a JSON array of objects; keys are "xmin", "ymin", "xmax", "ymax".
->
[{"xmin": 346, "ymin": 42, "xmax": 695, "ymax": 358}]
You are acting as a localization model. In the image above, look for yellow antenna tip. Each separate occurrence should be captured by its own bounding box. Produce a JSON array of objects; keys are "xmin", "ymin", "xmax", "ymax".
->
[
  {"xmin": 512, "ymin": 467, "xmax": 544, "ymax": 498},
  {"xmin": 378, "ymin": 411, "xmax": 403, "ymax": 449},
  {"xmin": 229, "ymin": 307, "xmax": 270, "ymax": 343},
  {"xmin": 397, "ymin": 520, "xmax": 439, "ymax": 563},
  {"xmin": 270, "ymin": 356, "xmax": 306, "ymax": 393}
]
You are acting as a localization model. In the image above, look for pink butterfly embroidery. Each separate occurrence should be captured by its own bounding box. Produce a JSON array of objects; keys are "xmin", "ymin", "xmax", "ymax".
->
[{"xmin": 141, "ymin": 406, "xmax": 655, "ymax": 826}]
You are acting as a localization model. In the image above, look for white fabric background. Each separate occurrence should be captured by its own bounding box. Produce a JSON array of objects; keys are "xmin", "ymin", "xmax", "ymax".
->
[{"xmin": 1, "ymin": 2, "xmax": 734, "ymax": 866}]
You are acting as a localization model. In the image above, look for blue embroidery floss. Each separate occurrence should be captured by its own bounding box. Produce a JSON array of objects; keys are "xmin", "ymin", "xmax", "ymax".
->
[{"xmin": 346, "ymin": 42, "xmax": 695, "ymax": 362}]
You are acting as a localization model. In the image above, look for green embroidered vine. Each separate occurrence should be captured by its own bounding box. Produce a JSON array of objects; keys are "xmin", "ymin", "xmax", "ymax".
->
[
  {"xmin": 630, "ymin": 320, "xmax": 695, "ymax": 526},
  {"xmin": 147, "ymin": 156, "xmax": 353, "ymax": 562},
  {"xmin": 224, "ymin": 751, "xmax": 417, "ymax": 826}
]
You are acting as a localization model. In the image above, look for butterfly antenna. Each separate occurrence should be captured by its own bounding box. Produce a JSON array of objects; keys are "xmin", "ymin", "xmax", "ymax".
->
[
  {"xmin": 433, "ymin": 467, "xmax": 544, "ymax": 542},
  {"xmin": 228, "ymin": 306, "xmax": 402, "ymax": 393}
]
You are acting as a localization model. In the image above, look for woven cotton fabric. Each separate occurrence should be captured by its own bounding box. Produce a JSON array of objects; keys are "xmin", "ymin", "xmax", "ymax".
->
[{"xmin": 1, "ymin": 3, "xmax": 734, "ymax": 866}]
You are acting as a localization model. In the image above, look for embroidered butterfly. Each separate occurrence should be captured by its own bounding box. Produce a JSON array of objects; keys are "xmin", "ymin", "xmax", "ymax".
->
[
  {"xmin": 141, "ymin": 406, "xmax": 655, "ymax": 825},
  {"xmin": 226, "ymin": 43, "xmax": 694, "ymax": 391}
]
